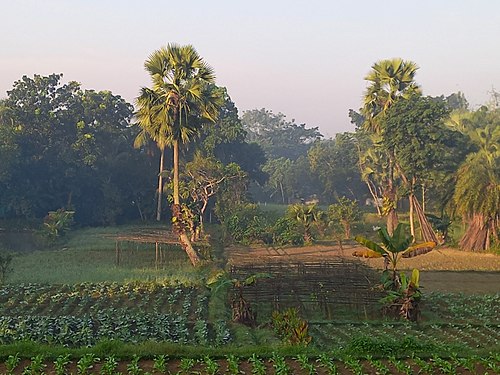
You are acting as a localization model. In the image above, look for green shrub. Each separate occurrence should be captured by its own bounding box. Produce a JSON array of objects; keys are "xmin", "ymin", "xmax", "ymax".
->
[
  {"xmin": 272, "ymin": 217, "xmax": 304, "ymax": 246},
  {"xmin": 328, "ymin": 197, "xmax": 361, "ymax": 239},
  {"xmin": 271, "ymin": 307, "xmax": 312, "ymax": 346},
  {"xmin": 41, "ymin": 209, "xmax": 75, "ymax": 240},
  {"xmin": 225, "ymin": 204, "xmax": 268, "ymax": 244}
]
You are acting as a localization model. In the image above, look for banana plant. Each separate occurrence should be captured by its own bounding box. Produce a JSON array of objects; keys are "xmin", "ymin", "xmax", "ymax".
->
[
  {"xmin": 353, "ymin": 223, "xmax": 435, "ymax": 284},
  {"xmin": 206, "ymin": 270, "xmax": 271, "ymax": 326}
]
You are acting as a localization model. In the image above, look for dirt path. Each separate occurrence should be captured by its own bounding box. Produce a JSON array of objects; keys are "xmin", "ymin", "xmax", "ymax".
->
[{"xmin": 226, "ymin": 244, "xmax": 500, "ymax": 294}]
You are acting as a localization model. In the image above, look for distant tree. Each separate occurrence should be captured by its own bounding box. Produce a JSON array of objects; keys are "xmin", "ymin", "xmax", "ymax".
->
[
  {"xmin": 134, "ymin": 87, "xmax": 171, "ymax": 221},
  {"xmin": 241, "ymin": 108, "xmax": 322, "ymax": 160},
  {"xmin": 262, "ymin": 157, "xmax": 293, "ymax": 204},
  {"xmin": 0, "ymin": 74, "xmax": 149, "ymax": 225},
  {"xmin": 486, "ymin": 88, "xmax": 500, "ymax": 110},
  {"xmin": 185, "ymin": 152, "xmax": 247, "ymax": 240},
  {"xmin": 361, "ymin": 59, "xmax": 421, "ymax": 133},
  {"xmin": 348, "ymin": 108, "xmax": 365, "ymax": 130},
  {"xmin": 445, "ymin": 91, "xmax": 469, "ymax": 111},
  {"xmin": 383, "ymin": 95, "xmax": 469, "ymax": 242},
  {"xmin": 308, "ymin": 133, "xmax": 365, "ymax": 203},
  {"xmin": 200, "ymin": 89, "xmax": 267, "ymax": 184},
  {"xmin": 328, "ymin": 197, "xmax": 361, "ymax": 239},
  {"xmin": 0, "ymin": 102, "xmax": 18, "ymax": 185}
]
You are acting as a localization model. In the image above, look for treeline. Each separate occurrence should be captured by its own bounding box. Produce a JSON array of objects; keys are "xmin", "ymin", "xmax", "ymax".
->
[
  {"xmin": 0, "ymin": 74, "xmax": 265, "ymax": 227},
  {"xmin": 0, "ymin": 56, "xmax": 498, "ymax": 251}
]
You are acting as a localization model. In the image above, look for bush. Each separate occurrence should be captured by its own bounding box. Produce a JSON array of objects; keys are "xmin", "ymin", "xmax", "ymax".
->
[
  {"xmin": 272, "ymin": 217, "xmax": 304, "ymax": 246},
  {"xmin": 328, "ymin": 197, "xmax": 361, "ymax": 239},
  {"xmin": 41, "ymin": 209, "xmax": 75, "ymax": 241},
  {"xmin": 271, "ymin": 308, "xmax": 312, "ymax": 346},
  {"xmin": 225, "ymin": 204, "xmax": 268, "ymax": 245}
]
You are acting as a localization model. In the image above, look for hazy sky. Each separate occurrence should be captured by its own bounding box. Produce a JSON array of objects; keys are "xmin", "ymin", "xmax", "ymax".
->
[{"xmin": 2, "ymin": 0, "xmax": 499, "ymax": 137}]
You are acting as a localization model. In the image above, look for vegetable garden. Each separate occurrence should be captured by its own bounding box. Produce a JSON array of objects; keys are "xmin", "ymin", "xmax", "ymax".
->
[{"xmin": 0, "ymin": 258, "xmax": 498, "ymax": 373}]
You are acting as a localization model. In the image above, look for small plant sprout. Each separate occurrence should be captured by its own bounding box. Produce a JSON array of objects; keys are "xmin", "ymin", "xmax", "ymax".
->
[
  {"xmin": 152, "ymin": 355, "xmax": 168, "ymax": 374},
  {"xmin": 126, "ymin": 355, "xmax": 143, "ymax": 375},
  {"xmin": 54, "ymin": 354, "xmax": 72, "ymax": 375},
  {"xmin": 225, "ymin": 355, "xmax": 240, "ymax": 375},
  {"xmin": 316, "ymin": 353, "xmax": 337, "ymax": 375},
  {"xmin": 295, "ymin": 354, "xmax": 316, "ymax": 375},
  {"xmin": 178, "ymin": 358, "xmax": 196, "ymax": 375},
  {"xmin": 77, "ymin": 354, "xmax": 100, "ymax": 375},
  {"xmin": 23, "ymin": 354, "xmax": 46, "ymax": 375},
  {"xmin": 5, "ymin": 353, "xmax": 21, "ymax": 375},
  {"xmin": 202, "ymin": 356, "xmax": 219, "ymax": 375},
  {"xmin": 100, "ymin": 355, "xmax": 119, "ymax": 375},
  {"xmin": 270, "ymin": 352, "xmax": 290, "ymax": 375},
  {"xmin": 248, "ymin": 354, "xmax": 266, "ymax": 375}
]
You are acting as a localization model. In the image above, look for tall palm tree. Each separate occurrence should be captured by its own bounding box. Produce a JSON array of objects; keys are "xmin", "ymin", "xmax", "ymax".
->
[
  {"xmin": 136, "ymin": 44, "xmax": 221, "ymax": 266},
  {"xmin": 134, "ymin": 88, "xmax": 170, "ymax": 222},
  {"xmin": 361, "ymin": 58, "xmax": 420, "ymax": 233}
]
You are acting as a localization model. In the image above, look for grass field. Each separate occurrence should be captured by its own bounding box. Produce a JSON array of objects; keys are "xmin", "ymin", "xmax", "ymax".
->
[{"xmin": 6, "ymin": 225, "xmax": 213, "ymax": 284}]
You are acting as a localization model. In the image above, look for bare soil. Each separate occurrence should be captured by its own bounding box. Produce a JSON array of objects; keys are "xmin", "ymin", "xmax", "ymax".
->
[{"xmin": 226, "ymin": 243, "xmax": 500, "ymax": 294}]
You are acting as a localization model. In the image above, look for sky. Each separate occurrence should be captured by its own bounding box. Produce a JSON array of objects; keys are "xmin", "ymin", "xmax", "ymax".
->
[{"xmin": 1, "ymin": 0, "xmax": 499, "ymax": 138}]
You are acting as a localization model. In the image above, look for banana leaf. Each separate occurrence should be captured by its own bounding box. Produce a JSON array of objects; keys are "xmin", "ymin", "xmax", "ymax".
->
[
  {"xmin": 352, "ymin": 249, "xmax": 384, "ymax": 258},
  {"xmin": 402, "ymin": 241, "xmax": 436, "ymax": 258},
  {"xmin": 354, "ymin": 236, "xmax": 385, "ymax": 255}
]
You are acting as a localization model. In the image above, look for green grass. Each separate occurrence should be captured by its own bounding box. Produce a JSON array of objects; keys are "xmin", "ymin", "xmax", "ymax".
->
[{"xmin": 6, "ymin": 224, "xmax": 212, "ymax": 284}]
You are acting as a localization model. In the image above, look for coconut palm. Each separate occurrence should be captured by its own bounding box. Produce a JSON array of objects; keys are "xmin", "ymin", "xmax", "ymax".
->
[{"xmin": 136, "ymin": 44, "xmax": 221, "ymax": 265}]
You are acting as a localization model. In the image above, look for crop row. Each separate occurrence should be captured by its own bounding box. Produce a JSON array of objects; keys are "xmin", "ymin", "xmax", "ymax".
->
[
  {"xmin": 425, "ymin": 292, "xmax": 500, "ymax": 324},
  {"xmin": 0, "ymin": 312, "xmax": 231, "ymax": 347},
  {"xmin": 0, "ymin": 283, "xmax": 207, "ymax": 318},
  {"xmin": 308, "ymin": 322, "xmax": 500, "ymax": 351},
  {"xmin": 0, "ymin": 352, "xmax": 499, "ymax": 375}
]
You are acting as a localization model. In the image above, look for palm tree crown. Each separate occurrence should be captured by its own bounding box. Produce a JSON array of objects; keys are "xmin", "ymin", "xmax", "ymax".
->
[
  {"xmin": 362, "ymin": 58, "xmax": 421, "ymax": 133},
  {"xmin": 142, "ymin": 44, "xmax": 219, "ymax": 143}
]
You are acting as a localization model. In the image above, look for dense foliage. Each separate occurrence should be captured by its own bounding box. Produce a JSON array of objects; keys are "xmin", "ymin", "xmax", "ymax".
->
[
  {"xmin": 0, "ymin": 74, "xmax": 156, "ymax": 225},
  {"xmin": 0, "ymin": 52, "xmax": 498, "ymax": 255}
]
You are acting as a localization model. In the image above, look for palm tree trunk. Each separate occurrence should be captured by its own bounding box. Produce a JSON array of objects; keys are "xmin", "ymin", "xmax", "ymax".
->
[
  {"xmin": 408, "ymin": 175, "xmax": 416, "ymax": 240},
  {"xmin": 156, "ymin": 148, "xmax": 165, "ymax": 221},
  {"xmin": 409, "ymin": 194, "xmax": 415, "ymax": 239},
  {"xmin": 386, "ymin": 151, "xmax": 398, "ymax": 235},
  {"xmin": 173, "ymin": 141, "xmax": 179, "ymax": 206},
  {"xmin": 172, "ymin": 139, "xmax": 201, "ymax": 266},
  {"xmin": 459, "ymin": 214, "xmax": 490, "ymax": 251},
  {"xmin": 385, "ymin": 183, "xmax": 398, "ymax": 235}
]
